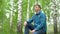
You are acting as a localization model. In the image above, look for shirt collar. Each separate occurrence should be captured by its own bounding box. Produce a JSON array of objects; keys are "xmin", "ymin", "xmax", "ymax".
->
[{"xmin": 36, "ymin": 10, "xmax": 41, "ymax": 15}]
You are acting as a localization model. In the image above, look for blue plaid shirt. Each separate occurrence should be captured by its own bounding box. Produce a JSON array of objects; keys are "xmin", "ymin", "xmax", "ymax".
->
[{"xmin": 27, "ymin": 11, "xmax": 46, "ymax": 32}]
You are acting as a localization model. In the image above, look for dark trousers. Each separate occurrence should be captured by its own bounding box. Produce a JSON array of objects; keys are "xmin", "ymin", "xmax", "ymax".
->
[{"xmin": 24, "ymin": 24, "xmax": 46, "ymax": 34}]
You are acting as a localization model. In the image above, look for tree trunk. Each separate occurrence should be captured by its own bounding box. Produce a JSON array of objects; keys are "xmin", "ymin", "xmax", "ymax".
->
[
  {"xmin": 27, "ymin": 0, "xmax": 30, "ymax": 21},
  {"xmin": 35, "ymin": 0, "xmax": 38, "ymax": 5},
  {"xmin": 17, "ymin": 0, "xmax": 22, "ymax": 34},
  {"xmin": 10, "ymin": 0, "xmax": 14, "ymax": 31},
  {"xmin": 52, "ymin": 0, "xmax": 58, "ymax": 34}
]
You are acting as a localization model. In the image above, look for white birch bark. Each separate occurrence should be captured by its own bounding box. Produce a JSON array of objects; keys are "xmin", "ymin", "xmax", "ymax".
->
[
  {"xmin": 10, "ymin": 0, "xmax": 14, "ymax": 28},
  {"xmin": 51, "ymin": 0, "xmax": 58, "ymax": 34},
  {"xmin": 17, "ymin": 0, "xmax": 22, "ymax": 33}
]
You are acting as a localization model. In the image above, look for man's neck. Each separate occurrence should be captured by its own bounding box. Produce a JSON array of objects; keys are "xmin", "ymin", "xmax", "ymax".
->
[{"xmin": 36, "ymin": 10, "xmax": 40, "ymax": 14}]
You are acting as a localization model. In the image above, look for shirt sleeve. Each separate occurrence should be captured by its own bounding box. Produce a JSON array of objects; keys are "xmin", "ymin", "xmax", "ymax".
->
[
  {"xmin": 34, "ymin": 14, "xmax": 46, "ymax": 31},
  {"xmin": 27, "ymin": 16, "xmax": 34, "ymax": 24}
]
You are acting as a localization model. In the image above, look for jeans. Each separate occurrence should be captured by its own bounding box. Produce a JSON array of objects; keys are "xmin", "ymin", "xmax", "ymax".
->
[{"xmin": 24, "ymin": 23, "xmax": 46, "ymax": 34}]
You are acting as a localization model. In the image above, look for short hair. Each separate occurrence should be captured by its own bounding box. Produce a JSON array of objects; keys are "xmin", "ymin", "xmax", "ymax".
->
[{"xmin": 34, "ymin": 4, "xmax": 41, "ymax": 9}]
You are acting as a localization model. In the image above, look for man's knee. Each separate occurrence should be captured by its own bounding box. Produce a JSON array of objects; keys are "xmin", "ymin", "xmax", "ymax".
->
[{"xmin": 33, "ymin": 31, "xmax": 46, "ymax": 34}]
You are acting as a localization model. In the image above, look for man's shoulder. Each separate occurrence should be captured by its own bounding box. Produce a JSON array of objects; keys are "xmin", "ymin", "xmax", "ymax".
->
[{"xmin": 40, "ymin": 11, "xmax": 46, "ymax": 17}]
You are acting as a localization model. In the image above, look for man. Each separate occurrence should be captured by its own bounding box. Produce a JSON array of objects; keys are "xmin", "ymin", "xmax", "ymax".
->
[{"xmin": 24, "ymin": 4, "xmax": 47, "ymax": 34}]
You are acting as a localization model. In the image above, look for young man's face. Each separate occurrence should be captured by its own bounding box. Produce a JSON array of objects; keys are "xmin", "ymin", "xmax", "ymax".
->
[{"xmin": 34, "ymin": 5, "xmax": 41, "ymax": 12}]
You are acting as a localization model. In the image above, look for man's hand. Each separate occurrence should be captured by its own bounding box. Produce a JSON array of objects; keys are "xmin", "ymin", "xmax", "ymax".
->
[
  {"xmin": 24, "ymin": 21, "xmax": 27, "ymax": 26},
  {"xmin": 31, "ymin": 30, "xmax": 35, "ymax": 33}
]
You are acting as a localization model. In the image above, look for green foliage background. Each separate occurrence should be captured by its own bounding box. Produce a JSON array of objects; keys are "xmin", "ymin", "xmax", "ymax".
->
[{"xmin": 0, "ymin": 0, "xmax": 60, "ymax": 34}]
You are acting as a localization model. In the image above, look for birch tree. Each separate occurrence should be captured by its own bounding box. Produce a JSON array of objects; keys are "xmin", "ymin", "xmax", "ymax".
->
[
  {"xmin": 10, "ymin": 0, "xmax": 14, "ymax": 31},
  {"xmin": 17, "ymin": 0, "xmax": 22, "ymax": 34},
  {"xmin": 35, "ymin": 0, "xmax": 38, "ymax": 4},
  {"xmin": 51, "ymin": 0, "xmax": 58, "ymax": 34},
  {"xmin": 27, "ymin": 0, "xmax": 30, "ymax": 21}
]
